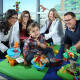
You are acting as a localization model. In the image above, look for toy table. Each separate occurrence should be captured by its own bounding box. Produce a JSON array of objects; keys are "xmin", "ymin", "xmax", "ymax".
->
[
  {"xmin": 0, "ymin": 59, "xmax": 48, "ymax": 80},
  {"xmin": 57, "ymin": 64, "xmax": 80, "ymax": 80},
  {"xmin": 0, "ymin": 45, "xmax": 61, "ymax": 79}
]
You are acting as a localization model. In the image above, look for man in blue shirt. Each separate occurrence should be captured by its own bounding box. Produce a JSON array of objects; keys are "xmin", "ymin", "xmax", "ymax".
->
[{"xmin": 56, "ymin": 12, "xmax": 80, "ymax": 59}]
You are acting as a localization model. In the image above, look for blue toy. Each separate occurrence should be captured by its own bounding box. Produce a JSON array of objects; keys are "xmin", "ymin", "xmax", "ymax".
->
[
  {"xmin": 31, "ymin": 54, "xmax": 49, "ymax": 70},
  {"xmin": 7, "ymin": 48, "xmax": 21, "ymax": 59}
]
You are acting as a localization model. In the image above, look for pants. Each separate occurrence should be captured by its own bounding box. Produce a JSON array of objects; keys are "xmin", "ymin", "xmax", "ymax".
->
[
  {"xmin": 56, "ymin": 44, "xmax": 64, "ymax": 59},
  {"xmin": 42, "ymin": 47, "xmax": 54, "ymax": 60},
  {"xmin": 25, "ymin": 47, "xmax": 54, "ymax": 63}
]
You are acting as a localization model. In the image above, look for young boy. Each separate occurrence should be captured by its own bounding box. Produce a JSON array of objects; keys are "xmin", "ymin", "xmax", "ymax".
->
[{"xmin": 23, "ymin": 22, "xmax": 54, "ymax": 65}]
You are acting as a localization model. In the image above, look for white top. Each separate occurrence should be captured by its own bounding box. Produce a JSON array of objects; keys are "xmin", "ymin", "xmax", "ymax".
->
[
  {"xmin": 40, "ymin": 18, "xmax": 64, "ymax": 45},
  {"xmin": 0, "ymin": 20, "xmax": 20, "ymax": 52}
]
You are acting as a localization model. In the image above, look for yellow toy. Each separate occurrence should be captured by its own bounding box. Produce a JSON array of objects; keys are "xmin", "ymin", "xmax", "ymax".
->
[{"xmin": 6, "ymin": 55, "xmax": 17, "ymax": 66}]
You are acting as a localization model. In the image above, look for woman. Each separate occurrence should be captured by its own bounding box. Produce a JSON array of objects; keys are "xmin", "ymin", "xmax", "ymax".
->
[
  {"xmin": 40, "ymin": 8, "xmax": 64, "ymax": 45},
  {"xmin": 19, "ymin": 10, "xmax": 33, "ymax": 52},
  {"xmin": 0, "ymin": 9, "xmax": 19, "ymax": 59},
  {"xmin": 19, "ymin": 10, "xmax": 33, "ymax": 38}
]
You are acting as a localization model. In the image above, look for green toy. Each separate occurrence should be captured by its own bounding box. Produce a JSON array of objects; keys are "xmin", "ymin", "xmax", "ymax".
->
[{"xmin": 63, "ymin": 46, "xmax": 80, "ymax": 74}]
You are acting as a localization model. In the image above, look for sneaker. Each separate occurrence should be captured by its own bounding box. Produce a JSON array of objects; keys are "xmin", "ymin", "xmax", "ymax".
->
[
  {"xmin": 50, "ymin": 58, "xmax": 63, "ymax": 63},
  {"xmin": 50, "ymin": 58, "xmax": 56, "ymax": 63}
]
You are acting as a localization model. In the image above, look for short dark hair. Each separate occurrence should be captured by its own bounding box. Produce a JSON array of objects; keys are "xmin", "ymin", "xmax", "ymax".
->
[
  {"xmin": 64, "ymin": 12, "xmax": 76, "ymax": 18},
  {"xmin": 27, "ymin": 22, "xmax": 39, "ymax": 33},
  {"xmin": 5, "ymin": 9, "xmax": 18, "ymax": 21}
]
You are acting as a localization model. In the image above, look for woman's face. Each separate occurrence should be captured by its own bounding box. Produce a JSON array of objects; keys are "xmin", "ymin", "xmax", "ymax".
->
[
  {"xmin": 49, "ymin": 11, "xmax": 55, "ymax": 21},
  {"xmin": 8, "ymin": 14, "xmax": 18, "ymax": 25},
  {"xmin": 22, "ymin": 13, "xmax": 29, "ymax": 23}
]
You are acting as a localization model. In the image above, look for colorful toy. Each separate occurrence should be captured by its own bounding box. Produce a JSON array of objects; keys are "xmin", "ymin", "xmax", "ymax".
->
[
  {"xmin": 63, "ymin": 46, "xmax": 80, "ymax": 75},
  {"xmin": 31, "ymin": 54, "xmax": 49, "ymax": 70},
  {"xmin": 6, "ymin": 42, "xmax": 21, "ymax": 66},
  {"xmin": 13, "ymin": 1, "xmax": 20, "ymax": 14}
]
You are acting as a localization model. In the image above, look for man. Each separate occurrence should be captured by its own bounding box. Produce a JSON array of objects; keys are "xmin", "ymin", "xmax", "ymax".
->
[
  {"xmin": 56, "ymin": 12, "xmax": 80, "ymax": 59},
  {"xmin": 64, "ymin": 12, "xmax": 80, "ymax": 51}
]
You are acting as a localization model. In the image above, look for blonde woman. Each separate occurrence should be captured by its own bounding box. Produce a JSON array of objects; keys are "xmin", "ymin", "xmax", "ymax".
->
[{"xmin": 40, "ymin": 8, "xmax": 64, "ymax": 45}]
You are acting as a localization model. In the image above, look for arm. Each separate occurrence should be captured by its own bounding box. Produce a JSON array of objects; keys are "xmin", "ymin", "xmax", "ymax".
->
[
  {"xmin": 44, "ymin": 19, "xmax": 61, "ymax": 40},
  {"xmin": 23, "ymin": 39, "xmax": 29, "ymax": 57},
  {"xmin": 35, "ymin": 35, "xmax": 47, "ymax": 48},
  {"xmin": 36, "ymin": 40, "xmax": 47, "ymax": 48},
  {"xmin": 64, "ymin": 30, "xmax": 72, "ymax": 52},
  {"xmin": 13, "ymin": 21, "xmax": 20, "ymax": 44},
  {"xmin": 10, "ymin": 21, "xmax": 20, "ymax": 47},
  {"xmin": 0, "ymin": 32, "xmax": 8, "ymax": 52},
  {"xmin": 74, "ymin": 40, "xmax": 80, "ymax": 50}
]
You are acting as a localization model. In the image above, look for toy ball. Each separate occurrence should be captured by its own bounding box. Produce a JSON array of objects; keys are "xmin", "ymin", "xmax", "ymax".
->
[
  {"xmin": 7, "ymin": 48, "xmax": 21, "ymax": 59},
  {"xmin": 54, "ymin": 50, "xmax": 59, "ymax": 54}
]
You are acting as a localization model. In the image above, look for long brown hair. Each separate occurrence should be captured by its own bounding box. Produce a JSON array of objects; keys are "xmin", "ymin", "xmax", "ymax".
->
[{"xmin": 19, "ymin": 10, "xmax": 32, "ymax": 23}]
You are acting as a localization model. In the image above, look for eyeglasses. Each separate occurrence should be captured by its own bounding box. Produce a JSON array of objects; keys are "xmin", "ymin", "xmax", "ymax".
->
[
  {"xmin": 64, "ymin": 17, "xmax": 73, "ymax": 22},
  {"xmin": 23, "ymin": 15, "xmax": 29, "ymax": 18},
  {"xmin": 11, "ymin": 17, "xmax": 18, "ymax": 19}
]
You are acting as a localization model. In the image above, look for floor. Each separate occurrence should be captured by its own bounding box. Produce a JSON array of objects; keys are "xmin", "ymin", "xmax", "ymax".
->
[{"xmin": 0, "ymin": 59, "xmax": 12, "ymax": 80}]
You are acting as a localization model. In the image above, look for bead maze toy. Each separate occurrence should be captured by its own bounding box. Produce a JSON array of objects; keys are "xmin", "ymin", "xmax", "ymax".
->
[
  {"xmin": 31, "ymin": 54, "xmax": 49, "ymax": 70},
  {"xmin": 6, "ymin": 42, "xmax": 21, "ymax": 66},
  {"xmin": 63, "ymin": 46, "xmax": 80, "ymax": 76}
]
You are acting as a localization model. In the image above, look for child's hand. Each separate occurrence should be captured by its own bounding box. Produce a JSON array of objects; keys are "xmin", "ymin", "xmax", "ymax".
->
[{"xmin": 35, "ymin": 39, "xmax": 40, "ymax": 46}]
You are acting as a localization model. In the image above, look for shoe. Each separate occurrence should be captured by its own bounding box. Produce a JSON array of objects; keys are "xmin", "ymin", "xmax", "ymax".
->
[
  {"xmin": 50, "ymin": 58, "xmax": 56, "ymax": 63},
  {"xmin": 50, "ymin": 58, "xmax": 63, "ymax": 63}
]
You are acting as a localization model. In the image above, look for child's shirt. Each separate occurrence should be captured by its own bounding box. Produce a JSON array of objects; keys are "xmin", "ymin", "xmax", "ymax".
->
[{"xmin": 23, "ymin": 34, "xmax": 46, "ymax": 56}]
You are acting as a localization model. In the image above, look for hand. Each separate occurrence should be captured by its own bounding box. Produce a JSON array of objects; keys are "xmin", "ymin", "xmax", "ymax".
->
[{"xmin": 35, "ymin": 39, "xmax": 40, "ymax": 46}]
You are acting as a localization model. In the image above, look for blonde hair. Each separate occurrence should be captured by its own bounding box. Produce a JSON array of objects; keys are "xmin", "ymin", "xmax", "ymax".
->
[{"xmin": 48, "ymin": 8, "xmax": 62, "ymax": 20}]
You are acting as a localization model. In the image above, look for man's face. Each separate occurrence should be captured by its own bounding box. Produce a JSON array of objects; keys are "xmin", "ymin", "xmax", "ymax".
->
[
  {"xmin": 30, "ymin": 26, "xmax": 40, "ymax": 39},
  {"xmin": 64, "ymin": 15, "xmax": 76, "ymax": 29}
]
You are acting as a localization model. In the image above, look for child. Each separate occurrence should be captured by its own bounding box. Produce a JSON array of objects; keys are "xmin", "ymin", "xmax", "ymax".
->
[{"xmin": 23, "ymin": 22, "xmax": 54, "ymax": 65}]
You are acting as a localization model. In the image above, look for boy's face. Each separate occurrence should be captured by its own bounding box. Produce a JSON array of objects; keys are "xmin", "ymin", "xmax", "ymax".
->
[{"xmin": 30, "ymin": 26, "xmax": 40, "ymax": 39}]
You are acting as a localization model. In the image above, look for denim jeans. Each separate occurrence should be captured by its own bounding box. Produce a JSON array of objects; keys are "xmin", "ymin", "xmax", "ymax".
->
[{"xmin": 25, "ymin": 47, "xmax": 54, "ymax": 63}]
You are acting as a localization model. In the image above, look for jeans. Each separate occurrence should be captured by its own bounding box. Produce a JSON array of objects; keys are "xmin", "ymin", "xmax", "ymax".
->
[
  {"xmin": 56, "ymin": 44, "xmax": 64, "ymax": 59},
  {"xmin": 25, "ymin": 47, "xmax": 54, "ymax": 63},
  {"xmin": 42, "ymin": 47, "xmax": 54, "ymax": 60}
]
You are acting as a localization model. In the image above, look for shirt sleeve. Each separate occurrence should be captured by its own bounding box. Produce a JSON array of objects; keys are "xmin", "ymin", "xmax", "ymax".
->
[
  {"xmin": 23, "ymin": 39, "xmax": 29, "ymax": 56},
  {"xmin": 0, "ymin": 32, "xmax": 8, "ymax": 52},
  {"xmin": 13, "ymin": 21, "xmax": 20, "ymax": 44},
  {"xmin": 44, "ymin": 19, "xmax": 60, "ymax": 40},
  {"xmin": 64, "ymin": 30, "xmax": 72, "ymax": 45}
]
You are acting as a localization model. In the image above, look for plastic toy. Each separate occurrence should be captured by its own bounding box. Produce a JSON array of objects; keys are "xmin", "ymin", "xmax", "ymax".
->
[
  {"xmin": 63, "ymin": 46, "xmax": 80, "ymax": 75},
  {"xmin": 31, "ymin": 54, "xmax": 49, "ymax": 70},
  {"xmin": 13, "ymin": 1, "xmax": 20, "ymax": 14},
  {"xmin": 6, "ymin": 42, "xmax": 21, "ymax": 66}
]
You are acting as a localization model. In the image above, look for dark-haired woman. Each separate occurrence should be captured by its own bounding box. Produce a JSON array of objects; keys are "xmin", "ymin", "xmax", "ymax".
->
[{"xmin": 0, "ymin": 9, "xmax": 19, "ymax": 59}]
